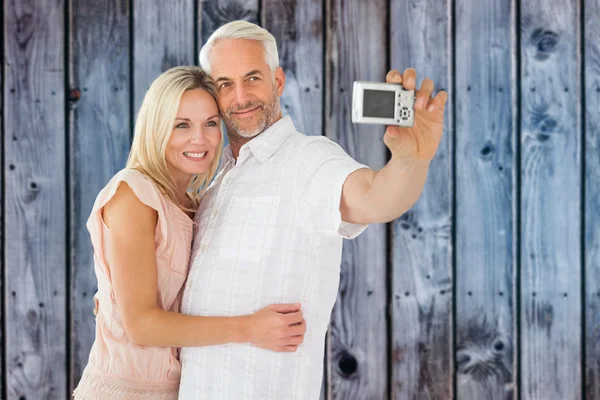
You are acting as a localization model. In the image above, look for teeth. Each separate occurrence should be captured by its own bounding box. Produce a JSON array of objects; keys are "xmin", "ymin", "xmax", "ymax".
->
[{"xmin": 184, "ymin": 152, "xmax": 206, "ymax": 158}]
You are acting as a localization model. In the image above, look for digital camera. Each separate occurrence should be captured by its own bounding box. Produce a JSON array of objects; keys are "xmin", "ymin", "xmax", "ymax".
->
[{"xmin": 352, "ymin": 81, "xmax": 415, "ymax": 127}]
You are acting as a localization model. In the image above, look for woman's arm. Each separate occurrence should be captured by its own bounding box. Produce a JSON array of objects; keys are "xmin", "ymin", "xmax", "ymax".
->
[{"xmin": 102, "ymin": 182, "xmax": 305, "ymax": 352}]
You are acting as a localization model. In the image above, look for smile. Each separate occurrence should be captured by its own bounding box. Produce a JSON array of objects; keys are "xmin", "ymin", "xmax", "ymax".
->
[
  {"xmin": 232, "ymin": 106, "xmax": 261, "ymax": 116},
  {"xmin": 183, "ymin": 151, "xmax": 207, "ymax": 160}
]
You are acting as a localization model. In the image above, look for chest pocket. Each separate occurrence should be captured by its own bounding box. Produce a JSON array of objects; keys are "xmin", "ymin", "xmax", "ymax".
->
[{"xmin": 219, "ymin": 195, "xmax": 281, "ymax": 261}]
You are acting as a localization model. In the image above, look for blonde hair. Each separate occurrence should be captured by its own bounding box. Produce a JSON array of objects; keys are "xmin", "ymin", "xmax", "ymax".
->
[
  {"xmin": 199, "ymin": 20, "xmax": 279, "ymax": 74},
  {"xmin": 126, "ymin": 66, "xmax": 223, "ymax": 210}
]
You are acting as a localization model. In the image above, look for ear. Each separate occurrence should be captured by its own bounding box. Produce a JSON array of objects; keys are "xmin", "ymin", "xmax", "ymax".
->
[{"xmin": 274, "ymin": 66, "xmax": 286, "ymax": 96}]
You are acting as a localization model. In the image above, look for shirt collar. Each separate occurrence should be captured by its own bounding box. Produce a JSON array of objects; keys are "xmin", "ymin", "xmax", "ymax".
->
[
  {"xmin": 226, "ymin": 116, "xmax": 296, "ymax": 164},
  {"xmin": 222, "ymin": 145, "xmax": 235, "ymax": 165}
]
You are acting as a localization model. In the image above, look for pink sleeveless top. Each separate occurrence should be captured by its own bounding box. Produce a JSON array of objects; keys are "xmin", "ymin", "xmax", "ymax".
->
[{"xmin": 73, "ymin": 169, "xmax": 193, "ymax": 400}]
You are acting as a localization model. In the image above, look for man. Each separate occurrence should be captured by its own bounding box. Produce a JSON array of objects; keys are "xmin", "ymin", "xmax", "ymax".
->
[{"xmin": 179, "ymin": 20, "xmax": 447, "ymax": 399}]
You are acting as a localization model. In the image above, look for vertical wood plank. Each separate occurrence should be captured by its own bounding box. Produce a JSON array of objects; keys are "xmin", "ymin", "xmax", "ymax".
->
[
  {"xmin": 260, "ymin": 1, "xmax": 326, "ymax": 398},
  {"xmin": 584, "ymin": 0, "xmax": 600, "ymax": 397},
  {"xmin": 520, "ymin": 1, "xmax": 582, "ymax": 399},
  {"xmin": 69, "ymin": 0, "xmax": 131, "ymax": 390},
  {"xmin": 326, "ymin": 0, "xmax": 388, "ymax": 398},
  {"xmin": 389, "ymin": 1, "xmax": 453, "ymax": 399},
  {"xmin": 133, "ymin": 0, "xmax": 195, "ymax": 111},
  {"xmin": 261, "ymin": 0, "xmax": 323, "ymax": 137},
  {"xmin": 454, "ymin": 0, "xmax": 517, "ymax": 399},
  {"xmin": 4, "ymin": 0, "xmax": 67, "ymax": 398},
  {"xmin": 197, "ymin": 0, "xmax": 259, "ymax": 48},
  {"xmin": 1, "ymin": 0, "xmax": 5, "ymax": 397}
]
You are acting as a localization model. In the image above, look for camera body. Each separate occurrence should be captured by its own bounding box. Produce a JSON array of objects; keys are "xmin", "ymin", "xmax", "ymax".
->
[{"xmin": 352, "ymin": 81, "xmax": 415, "ymax": 127}]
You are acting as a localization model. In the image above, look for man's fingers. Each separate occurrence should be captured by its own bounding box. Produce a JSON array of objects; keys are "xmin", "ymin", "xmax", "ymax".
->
[
  {"xmin": 283, "ymin": 345, "xmax": 299, "ymax": 352},
  {"xmin": 402, "ymin": 68, "xmax": 417, "ymax": 90},
  {"xmin": 287, "ymin": 335, "xmax": 304, "ymax": 345},
  {"xmin": 427, "ymin": 90, "xmax": 449, "ymax": 112},
  {"xmin": 283, "ymin": 312, "xmax": 304, "ymax": 325},
  {"xmin": 269, "ymin": 303, "xmax": 301, "ymax": 314},
  {"xmin": 287, "ymin": 321, "xmax": 306, "ymax": 336},
  {"xmin": 415, "ymin": 78, "xmax": 434, "ymax": 110},
  {"xmin": 386, "ymin": 69, "xmax": 402, "ymax": 84}
]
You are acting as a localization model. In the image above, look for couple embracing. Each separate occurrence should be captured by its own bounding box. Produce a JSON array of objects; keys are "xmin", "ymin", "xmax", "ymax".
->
[{"xmin": 73, "ymin": 20, "xmax": 447, "ymax": 400}]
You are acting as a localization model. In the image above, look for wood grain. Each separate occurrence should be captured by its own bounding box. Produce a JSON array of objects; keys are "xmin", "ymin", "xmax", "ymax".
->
[
  {"xmin": 584, "ymin": 0, "xmax": 600, "ymax": 398},
  {"xmin": 520, "ymin": 1, "xmax": 582, "ymax": 399},
  {"xmin": 197, "ymin": 0, "xmax": 259, "ymax": 47},
  {"xmin": 4, "ymin": 0, "xmax": 67, "ymax": 398},
  {"xmin": 1, "ymin": 1, "xmax": 4, "ymax": 396},
  {"xmin": 133, "ymin": 0, "xmax": 195, "ymax": 110},
  {"xmin": 262, "ymin": 0, "xmax": 323, "ymax": 137},
  {"xmin": 326, "ymin": 0, "xmax": 388, "ymax": 398},
  {"xmin": 454, "ymin": 0, "xmax": 517, "ymax": 399},
  {"xmin": 389, "ymin": 0, "xmax": 454, "ymax": 398},
  {"xmin": 69, "ymin": 0, "xmax": 131, "ymax": 390}
]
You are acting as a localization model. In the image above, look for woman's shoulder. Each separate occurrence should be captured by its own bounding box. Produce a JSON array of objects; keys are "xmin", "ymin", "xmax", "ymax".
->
[
  {"xmin": 94, "ymin": 168, "xmax": 165, "ymax": 214},
  {"xmin": 110, "ymin": 167, "xmax": 152, "ymax": 186}
]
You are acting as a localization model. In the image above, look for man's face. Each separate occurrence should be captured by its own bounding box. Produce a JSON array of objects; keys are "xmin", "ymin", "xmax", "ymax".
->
[{"xmin": 209, "ymin": 39, "xmax": 285, "ymax": 140}]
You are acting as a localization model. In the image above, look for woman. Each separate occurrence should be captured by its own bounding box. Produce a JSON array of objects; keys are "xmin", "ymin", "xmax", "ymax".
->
[{"xmin": 73, "ymin": 66, "xmax": 306, "ymax": 399}]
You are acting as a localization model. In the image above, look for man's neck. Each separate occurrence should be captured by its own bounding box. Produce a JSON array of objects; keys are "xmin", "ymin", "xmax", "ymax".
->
[
  {"xmin": 228, "ymin": 136, "xmax": 253, "ymax": 160},
  {"xmin": 227, "ymin": 114, "xmax": 283, "ymax": 160}
]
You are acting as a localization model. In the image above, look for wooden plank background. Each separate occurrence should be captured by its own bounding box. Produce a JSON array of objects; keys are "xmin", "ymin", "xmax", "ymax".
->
[
  {"xmin": 454, "ymin": 0, "xmax": 517, "ymax": 399},
  {"xmin": 390, "ymin": 0, "xmax": 453, "ymax": 398},
  {"xmin": 4, "ymin": 0, "xmax": 68, "ymax": 399},
  {"xmin": 520, "ymin": 1, "xmax": 582, "ymax": 399},
  {"xmin": 585, "ymin": 0, "xmax": 600, "ymax": 398},
  {"xmin": 2, "ymin": 0, "xmax": 598, "ymax": 399}
]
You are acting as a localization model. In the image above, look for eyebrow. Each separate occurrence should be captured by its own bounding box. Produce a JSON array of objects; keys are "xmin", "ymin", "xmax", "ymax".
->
[
  {"xmin": 214, "ymin": 69, "xmax": 263, "ymax": 83},
  {"xmin": 175, "ymin": 115, "xmax": 219, "ymax": 121}
]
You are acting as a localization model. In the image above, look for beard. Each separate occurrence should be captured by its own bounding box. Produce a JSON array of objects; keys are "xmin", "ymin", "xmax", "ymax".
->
[{"xmin": 221, "ymin": 84, "xmax": 281, "ymax": 141}]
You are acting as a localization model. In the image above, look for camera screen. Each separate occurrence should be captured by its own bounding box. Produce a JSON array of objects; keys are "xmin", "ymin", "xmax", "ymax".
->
[{"xmin": 363, "ymin": 89, "xmax": 395, "ymax": 118}]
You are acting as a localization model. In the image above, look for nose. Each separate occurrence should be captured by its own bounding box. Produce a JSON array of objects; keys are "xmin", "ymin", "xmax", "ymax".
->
[
  {"xmin": 233, "ymin": 84, "xmax": 251, "ymax": 107},
  {"xmin": 189, "ymin": 127, "xmax": 208, "ymax": 145}
]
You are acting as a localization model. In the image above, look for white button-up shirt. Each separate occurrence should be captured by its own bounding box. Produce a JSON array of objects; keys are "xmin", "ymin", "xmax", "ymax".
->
[{"xmin": 179, "ymin": 116, "xmax": 367, "ymax": 400}]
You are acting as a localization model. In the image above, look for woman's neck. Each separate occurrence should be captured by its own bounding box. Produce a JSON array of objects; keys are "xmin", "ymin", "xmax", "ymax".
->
[{"xmin": 169, "ymin": 168, "xmax": 194, "ymax": 209}]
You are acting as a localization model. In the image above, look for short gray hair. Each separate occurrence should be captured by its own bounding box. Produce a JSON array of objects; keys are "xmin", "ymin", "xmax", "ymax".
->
[{"xmin": 199, "ymin": 20, "xmax": 279, "ymax": 75}]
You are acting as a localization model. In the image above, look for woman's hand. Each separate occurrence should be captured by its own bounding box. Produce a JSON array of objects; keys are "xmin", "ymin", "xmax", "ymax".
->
[{"xmin": 244, "ymin": 304, "xmax": 307, "ymax": 352}]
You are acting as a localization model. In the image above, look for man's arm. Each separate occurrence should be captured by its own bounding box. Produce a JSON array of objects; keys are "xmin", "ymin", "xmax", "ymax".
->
[
  {"xmin": 340, "ymin": 68, "xmax": 448, "ymax": 225},
  {"xmin": 340, "ymin": 158, "xmax": 430, "ymax": 224},
  {"xmin": 103, "ymin": 182, "xmax": 306, "ymax": 352}
]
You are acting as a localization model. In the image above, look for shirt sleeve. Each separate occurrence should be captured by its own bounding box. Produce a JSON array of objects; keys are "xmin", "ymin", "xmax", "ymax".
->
[{"xmin": 294, "ymin": 137, "xmax": 369, "ymax": 239}]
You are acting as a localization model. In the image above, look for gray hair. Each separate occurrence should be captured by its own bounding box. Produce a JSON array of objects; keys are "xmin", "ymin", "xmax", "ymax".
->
[{"xmin": 199, "ymin": 20, "xmax": 280, "ymax": 75}]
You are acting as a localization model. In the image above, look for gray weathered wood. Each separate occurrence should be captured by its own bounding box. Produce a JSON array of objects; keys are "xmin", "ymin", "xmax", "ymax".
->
[
  {"xmin": 454, "ymin": 0, "xmax": 517, "ymax": 399},
  {"xmin": 133, "ymin": 0, "xmax": 195, "ymax": 111},
  {"xmin": 197, "ymin": 0, "xmax": 259, "ymax": 48},
  {"xmin": 389, "ymin": 1, "xmax": 454, "ymax": 399},
  {"xmin": 326, "ymin": 0, "xmax": 388, "ymax": 398},
  {"xmin": 261, "ymin": 2, "xmax": 326, "ymax": 397},
  {"xmin": 1, "ymin": 1, "xmax": 4, "ymax": 396},
  {"xmin": 262, "ymin": 0, "xmax": 323, "ymax": 137},
  {"xmin": 4, "ymin": 0, "xmax": 68, "ymax": 398},
  {"xmin": 520, "ymin": 1, "xmax": 582, "ymax": 399},
  {"xmin": 584, "ymin": 0, "xmax": 600, "ymax": 397},
  {"xmin": 69, "ymin": 0, "xmax": 131, "ymax": 390}
]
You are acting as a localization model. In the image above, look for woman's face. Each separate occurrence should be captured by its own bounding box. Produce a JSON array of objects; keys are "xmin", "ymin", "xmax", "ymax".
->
[{"xmin": 165, "ymin": 88, "xmax": 222, "ymax": 186}]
